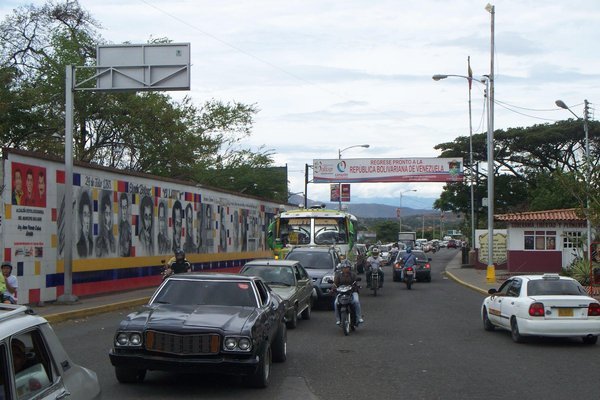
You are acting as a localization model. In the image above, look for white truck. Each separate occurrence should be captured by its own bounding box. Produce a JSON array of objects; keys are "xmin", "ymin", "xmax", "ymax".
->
[{"xmin": 398, "ymin": 232, "xmax": 417, "ymax": 249}]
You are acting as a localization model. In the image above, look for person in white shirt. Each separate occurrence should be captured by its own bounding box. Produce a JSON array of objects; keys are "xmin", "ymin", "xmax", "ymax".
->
[{"xmin": 1, "ymin": 262, "xmax": 18, "ymax": 304}]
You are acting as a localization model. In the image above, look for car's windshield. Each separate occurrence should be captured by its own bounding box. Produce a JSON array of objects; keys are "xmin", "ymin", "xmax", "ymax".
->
[
  {"xmin": 527, "ymin": 279, "xmax": 587, "ymax": 296},
  {"xmin": 153, "ymin": 280, "xmax": 258, "ymax": 307},
  {"xmin": 286, "ymin": 252, "xmax": 332, "ymax": 269},
  {"xmin": 241, "ymin": 265, "xmax": 294, "ymax": 286}
]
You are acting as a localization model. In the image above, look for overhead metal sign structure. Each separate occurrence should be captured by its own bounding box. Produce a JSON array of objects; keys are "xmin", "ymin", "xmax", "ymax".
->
[
  {"xmin": 61, "ymin": 43, "xmax": 191, "ymax": 302},
  {"xmin": 312, "ymin": 157, "xmax": 464, "ymax": 183}
]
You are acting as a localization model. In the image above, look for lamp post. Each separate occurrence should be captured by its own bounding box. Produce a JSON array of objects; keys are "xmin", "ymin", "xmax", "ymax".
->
[
  {"xmin": 399, "ymin": 189, "xmax": 417, "ymax": 232},
  {"xmin": 556, "ymin": 99, "xmax": 592, "ymax": 265},
  {"xmin": 432, "ymin": 73, "xmax": 493, "ymax": 269},
  {"xmin": 337, "ymin": 144, "xmax": 370, "ymax": 210}
]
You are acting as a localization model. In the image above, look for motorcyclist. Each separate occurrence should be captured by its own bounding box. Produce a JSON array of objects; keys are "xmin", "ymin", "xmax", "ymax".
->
[
  {"xmin": 400, "ymin": 246, "xmax": 417, "ymax": 280},
  {"xmin": 164, "ymin": 249, "xmax": 192, "ymax": 278},
  {"xmin": 366, "ymin": 247, "xmax": 384, "ymax": 288},
  {"xmin": 332, "ymin": 260, "xmax": 363, "ymax": 325}
]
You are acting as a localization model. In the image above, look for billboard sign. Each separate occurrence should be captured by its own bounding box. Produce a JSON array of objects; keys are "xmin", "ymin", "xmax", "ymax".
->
[{"xmin": 313, "ymin": 158, "xmax": 464, "ymax": 183}]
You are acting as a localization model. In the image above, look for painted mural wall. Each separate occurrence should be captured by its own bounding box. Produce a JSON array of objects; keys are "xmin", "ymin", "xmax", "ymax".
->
[{"xmin": 2, "ymin": 150, "xmax": 279, "ymax": 304}]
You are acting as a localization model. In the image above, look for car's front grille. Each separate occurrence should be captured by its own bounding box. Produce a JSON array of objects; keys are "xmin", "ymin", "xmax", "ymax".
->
[{"xmin": 145, "ymin": 330, "xmax": 221, "ymax": 355}]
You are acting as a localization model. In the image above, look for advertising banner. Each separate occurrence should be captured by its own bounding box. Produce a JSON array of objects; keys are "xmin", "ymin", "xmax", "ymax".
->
[{"xmin": 313, "ymin": 158, "xmax": 464, "ymax": 183}]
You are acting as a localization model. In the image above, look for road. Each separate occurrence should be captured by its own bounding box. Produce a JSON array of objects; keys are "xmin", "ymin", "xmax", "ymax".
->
[{"xmin": 52, "ymin": 249, "xmax": 600, "ymax": 400}]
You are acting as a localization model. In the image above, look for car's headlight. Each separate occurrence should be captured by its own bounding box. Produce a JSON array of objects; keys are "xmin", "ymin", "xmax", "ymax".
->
[
  {"xmin": 322, "ymin": 275, "xmax": 334, "ymax": 284},
  {"xmin": 115, "ymin": 331, "xmax": 143, "ymax": 347},
  {"xmin": 223, "ymin": 336, "xmax": 252, "ymax": 352}
]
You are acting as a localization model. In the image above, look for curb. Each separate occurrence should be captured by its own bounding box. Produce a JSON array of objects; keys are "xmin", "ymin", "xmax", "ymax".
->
[
  {"xmin": 42, "ymin": 297, "xmax": 151, "ymax": 324},
  {"xmin": 444, "ymin": 269, "xmax": 489, "ymax": 296}
]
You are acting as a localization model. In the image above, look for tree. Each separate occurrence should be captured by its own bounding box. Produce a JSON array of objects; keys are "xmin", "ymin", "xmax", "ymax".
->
[
  {"xmin": 434, "ymin": 119, "xmax": 600, "ymax": 239},
  {"xmin": 0, "ymin": 0, "xmax": 278, "ymax": 194}
]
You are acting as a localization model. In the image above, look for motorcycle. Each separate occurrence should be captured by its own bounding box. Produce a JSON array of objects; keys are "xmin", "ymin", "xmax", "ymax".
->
[
  {"xmin": 368, "ymin": 259, "xmax": 383, "ymax": 296},
  {"xmin": 335, "ymin": 281, "xmax": 360, "ymax": 336},
  {"xmin": 402, "ymin": 265, "xmax": 415, "ymax": 290},
  {"xmin": 160, "ymin": 259, "xmax": 173, "ymax": 282}
]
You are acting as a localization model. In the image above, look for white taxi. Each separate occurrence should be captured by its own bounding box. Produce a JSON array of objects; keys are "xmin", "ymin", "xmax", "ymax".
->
[{"xmin": 481, "ymin": 273, "xmax": 600, "ymax": 344}]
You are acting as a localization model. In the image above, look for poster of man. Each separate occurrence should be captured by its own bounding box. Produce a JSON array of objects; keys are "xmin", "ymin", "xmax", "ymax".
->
[
  {"xmin": 11, "ymin": 163, "xmax": 46, "ymax": 207},
  {"xmin": 139, "ymin": 196, "xmax": 154, "ymax": 255},
  {"xmin": 157, "ymin": 201, "xmax": 171, "ymax": 254},
  {"xmin": 95, "ymin": 190, "xmax": 116, "ymax": 257},
  {"xmin": 118, "ymin": 193, "xmax": 132, "ymax": 257},
  {"xmin": 172, "ymin": 200, "xmax": 183, "ymax": 252},
  {"xmin": 76, "ymin": 190, "xmax": 93, "ymax": 258}
]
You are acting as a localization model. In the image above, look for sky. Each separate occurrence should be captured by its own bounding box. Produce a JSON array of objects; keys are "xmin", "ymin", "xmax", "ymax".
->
[{"xmin": 2, "ymin": 0, "xmax": 600, "ymax": 209}]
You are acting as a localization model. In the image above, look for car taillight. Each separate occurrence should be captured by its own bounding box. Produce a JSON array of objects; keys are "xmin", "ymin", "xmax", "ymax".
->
[
  {"xmin": 406, "ymin": 267, "xmax": 413, "ymax": 272},
  {"xmin": 424, "ymin": 263, "xmax": 430, "ymax": 269},
  {"xmin": 588, "ymin": 303, "xmax": 600, "ymax": 316},
  {"xmin": 528, "ymin": 302, "xmax": 545, "ymax": 317}
]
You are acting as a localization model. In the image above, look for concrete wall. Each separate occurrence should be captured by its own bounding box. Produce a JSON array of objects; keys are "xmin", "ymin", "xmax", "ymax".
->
[{"xmin": 2, "ymin": 150, "xmax": 280, "ymax": 304}]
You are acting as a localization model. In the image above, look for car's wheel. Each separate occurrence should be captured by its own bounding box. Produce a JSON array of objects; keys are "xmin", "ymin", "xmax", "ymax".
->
[
  {"xmin": 583, "ymin": 335, "xmax": 598, "ymax": 345},
  {"xmin": 482, "ymin": 307, "xmax": 495, "ymax": 331},
  {"xmin": 510, "ymin": 317, "xmax": 524, "ymax": 343},
  {"xmin": 286, "ymin": 306, "xmax": 298, "ymax": 329},
  {"xmin": 301, "ymin": 301, "xmax": 312, "ymax": 320},
  {"xmin": 248, "ymin": 344, "xmax": 271, "ymax": 388},
  {"xmin": 272, "ymin": 323, "xmax": 287, "ymax": 362},
  {"xmin": 115, "ymin": 367, "xmax": 146, "ymax": 384},
  {"xmin": 392, "ymin": 273, "xmax": 399, "ymax": 282},
  {"xmin": 425, "ymin": 274, "xmax": 432, "ymax": 283}
]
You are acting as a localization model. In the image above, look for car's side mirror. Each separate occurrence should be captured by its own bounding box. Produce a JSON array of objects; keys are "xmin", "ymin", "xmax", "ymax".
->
[{"xmin": 488, "ymin": 288, "xmax": 498, "ymax": 295}]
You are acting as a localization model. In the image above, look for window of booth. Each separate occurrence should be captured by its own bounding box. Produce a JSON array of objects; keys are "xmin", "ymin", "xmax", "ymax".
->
[{"xmin": 524, "ymin": 231, "xmax": 557, "ymax": 250}]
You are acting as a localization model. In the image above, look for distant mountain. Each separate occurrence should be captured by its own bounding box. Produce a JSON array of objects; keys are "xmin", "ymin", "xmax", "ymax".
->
[{"xmin": 287, "ymin": 195, "xmax": 436, "ymax": 219}]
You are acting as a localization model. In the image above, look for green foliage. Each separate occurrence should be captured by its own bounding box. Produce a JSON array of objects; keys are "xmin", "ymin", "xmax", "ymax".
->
[
  {"xmin": 0, "ymin": 0, "xmax": 278, "ymax": 197},
  {"xmin": 563, "ymin": 257, "xmax": 592, "ymax": 286}
]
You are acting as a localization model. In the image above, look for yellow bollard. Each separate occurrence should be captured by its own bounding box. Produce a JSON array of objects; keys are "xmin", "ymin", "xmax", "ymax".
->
[{"xmin": 486, "ymin": 264, "xmax": 496, "ymax": 283}]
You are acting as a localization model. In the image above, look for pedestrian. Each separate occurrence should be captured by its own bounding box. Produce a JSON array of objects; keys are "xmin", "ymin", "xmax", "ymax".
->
[{"xmin": 1, "ymin": 262, "xmax": 18, "ymax": 304}]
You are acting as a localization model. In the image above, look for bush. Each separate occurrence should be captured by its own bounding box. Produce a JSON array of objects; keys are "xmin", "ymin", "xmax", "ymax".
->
[{"xmin": 563, "ymin": 258, "xmax": 592, "ymax": 286}]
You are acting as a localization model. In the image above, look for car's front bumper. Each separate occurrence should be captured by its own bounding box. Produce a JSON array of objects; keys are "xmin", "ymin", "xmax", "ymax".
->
[
  {"xmin": 109, "ymin": 350, "xmax": 260, "ymax": 375},
  {"xmin": 517, "ymin": 317, "xmax": 600, "ymax": 337}
]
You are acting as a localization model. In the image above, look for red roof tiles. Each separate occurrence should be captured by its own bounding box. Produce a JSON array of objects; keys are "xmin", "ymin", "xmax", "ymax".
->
[{"xmin": 495, "ymin": 208, "xmax": 584, "ymax": 222}]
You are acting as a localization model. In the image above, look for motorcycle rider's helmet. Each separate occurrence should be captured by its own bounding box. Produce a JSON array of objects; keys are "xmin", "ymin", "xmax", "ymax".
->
[
  {"xmin": 372, "ymin": 248, "xmax": 380, "ymax": 255},
  {"xmin": 175, "ymin": 249, "xmax": 185, "ymax": 262},
  {"xmin": 406, "ymin": 246, "xmax": 412, "ymax": 253}
]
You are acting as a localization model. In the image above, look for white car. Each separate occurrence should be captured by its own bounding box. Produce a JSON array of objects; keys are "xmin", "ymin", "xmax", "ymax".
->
[
  {"xmin": 481, "ymin": 273, "xmax": 600, "ymax": 344},
  {"xmin": 0, "ymin": 304, "xmax": 101, "ymax": 399}
]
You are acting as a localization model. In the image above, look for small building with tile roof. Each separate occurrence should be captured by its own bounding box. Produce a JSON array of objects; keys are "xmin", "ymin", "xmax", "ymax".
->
[{"xmin": 493, "ymin": 208, "xmax": 588, "ymax": 273}]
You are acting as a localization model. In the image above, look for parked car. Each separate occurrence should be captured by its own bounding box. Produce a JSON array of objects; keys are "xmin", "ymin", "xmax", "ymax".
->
[
  {"xmin": 0, "ymin": 304, "xmax": 101, "ymax": 399},
  {"xmin": 393, "ymin": 250, "xmax": 432, "ymax": 282},
  {"xmin": 285, "ymin": 246, "xmax": 341, "ymax": 306},
  {"xmin": 239, "ymin": 259, "xmax": 315, "ymax": 329},
  {"xmin": 447, "ymin": 239, "xmax": 458, "ymax": 248},
  {"xmin": 109, "ymin": 273, "xmax": 287, "ymax": 388},
  {"xmin": 481, "ymin": 273, "xmax": 600, "ymax": 344}
]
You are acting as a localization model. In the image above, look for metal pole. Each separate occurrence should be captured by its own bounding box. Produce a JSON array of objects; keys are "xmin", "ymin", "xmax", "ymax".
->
[
  {"xmin": 399, "ymin": 192, "xmax": 403, "ymax": 232},
  {"xmin": 59, "ymin": 65, "xmax": 78, "ymax": 303},
  {"xmin": 468, "ymin": 57, "xmax": 476, "ymax": 249},
  {"xmin": 486, "ymin": 4, "xmax": 496, "ymax": 281},
  {"xmin": 584, "ymin": 100, "xmax": 592, "ymax": 286}
]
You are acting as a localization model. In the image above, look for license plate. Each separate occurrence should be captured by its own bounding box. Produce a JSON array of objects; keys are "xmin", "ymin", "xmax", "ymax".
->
[
  {"xmin": 558, "ymin": 308, "xmax": 573, "ymax": 317},
  {"xmin": 406, "ymin": 270, "xmax": 414, "ymax": 275}
]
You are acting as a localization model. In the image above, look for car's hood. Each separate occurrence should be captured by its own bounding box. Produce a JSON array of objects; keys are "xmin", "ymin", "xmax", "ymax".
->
[
  {"xmin": 268, "ymin": 285, "xmax": 295, "ymax": 300},
  {"xmin": 125, "ymin": 304, "xmax": 257, "ymax": 334}
]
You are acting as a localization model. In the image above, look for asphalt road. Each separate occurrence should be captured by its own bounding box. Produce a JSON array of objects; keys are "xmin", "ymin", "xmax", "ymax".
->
[{"xmin": 52, "ymin": 249, "xmax": 600, "ymax": 400}]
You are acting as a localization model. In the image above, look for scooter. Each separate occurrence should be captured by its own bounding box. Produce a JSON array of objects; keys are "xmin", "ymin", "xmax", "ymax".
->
[
  {"xmin": 403, "ymin": 266, "xmax": 415, "ymax": 290},
  {"xmin": 335, "ymin": 282, "xmax": 360, "ymax": 336}
]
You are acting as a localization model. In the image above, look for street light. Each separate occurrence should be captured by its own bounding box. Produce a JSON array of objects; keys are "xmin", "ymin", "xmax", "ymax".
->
[
  {"xmin": 556, "ymin": 99, "xmax": 592, "ymax": 265},
  {"xmin": 337, "ymin": 144, "xmax": 370, "ymax": 210},
  {"xmin": 433, "ymin": 73, "xmax": 494, "ymax": 273},
  {"xmin": 399, "ymin": 189, "xmax": 417, "ymax": 233}
]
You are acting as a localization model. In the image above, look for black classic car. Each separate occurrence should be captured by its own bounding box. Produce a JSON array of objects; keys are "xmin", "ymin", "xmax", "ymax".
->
[{"xmin": 108, "ymin": 273, "xmax": 287, "ymax": 388}]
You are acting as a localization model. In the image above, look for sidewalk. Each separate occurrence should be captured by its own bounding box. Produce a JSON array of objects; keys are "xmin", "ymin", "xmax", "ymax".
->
[{"xmin": 27, "ymin": 252, "xmax": 499, "ymax": 324}]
